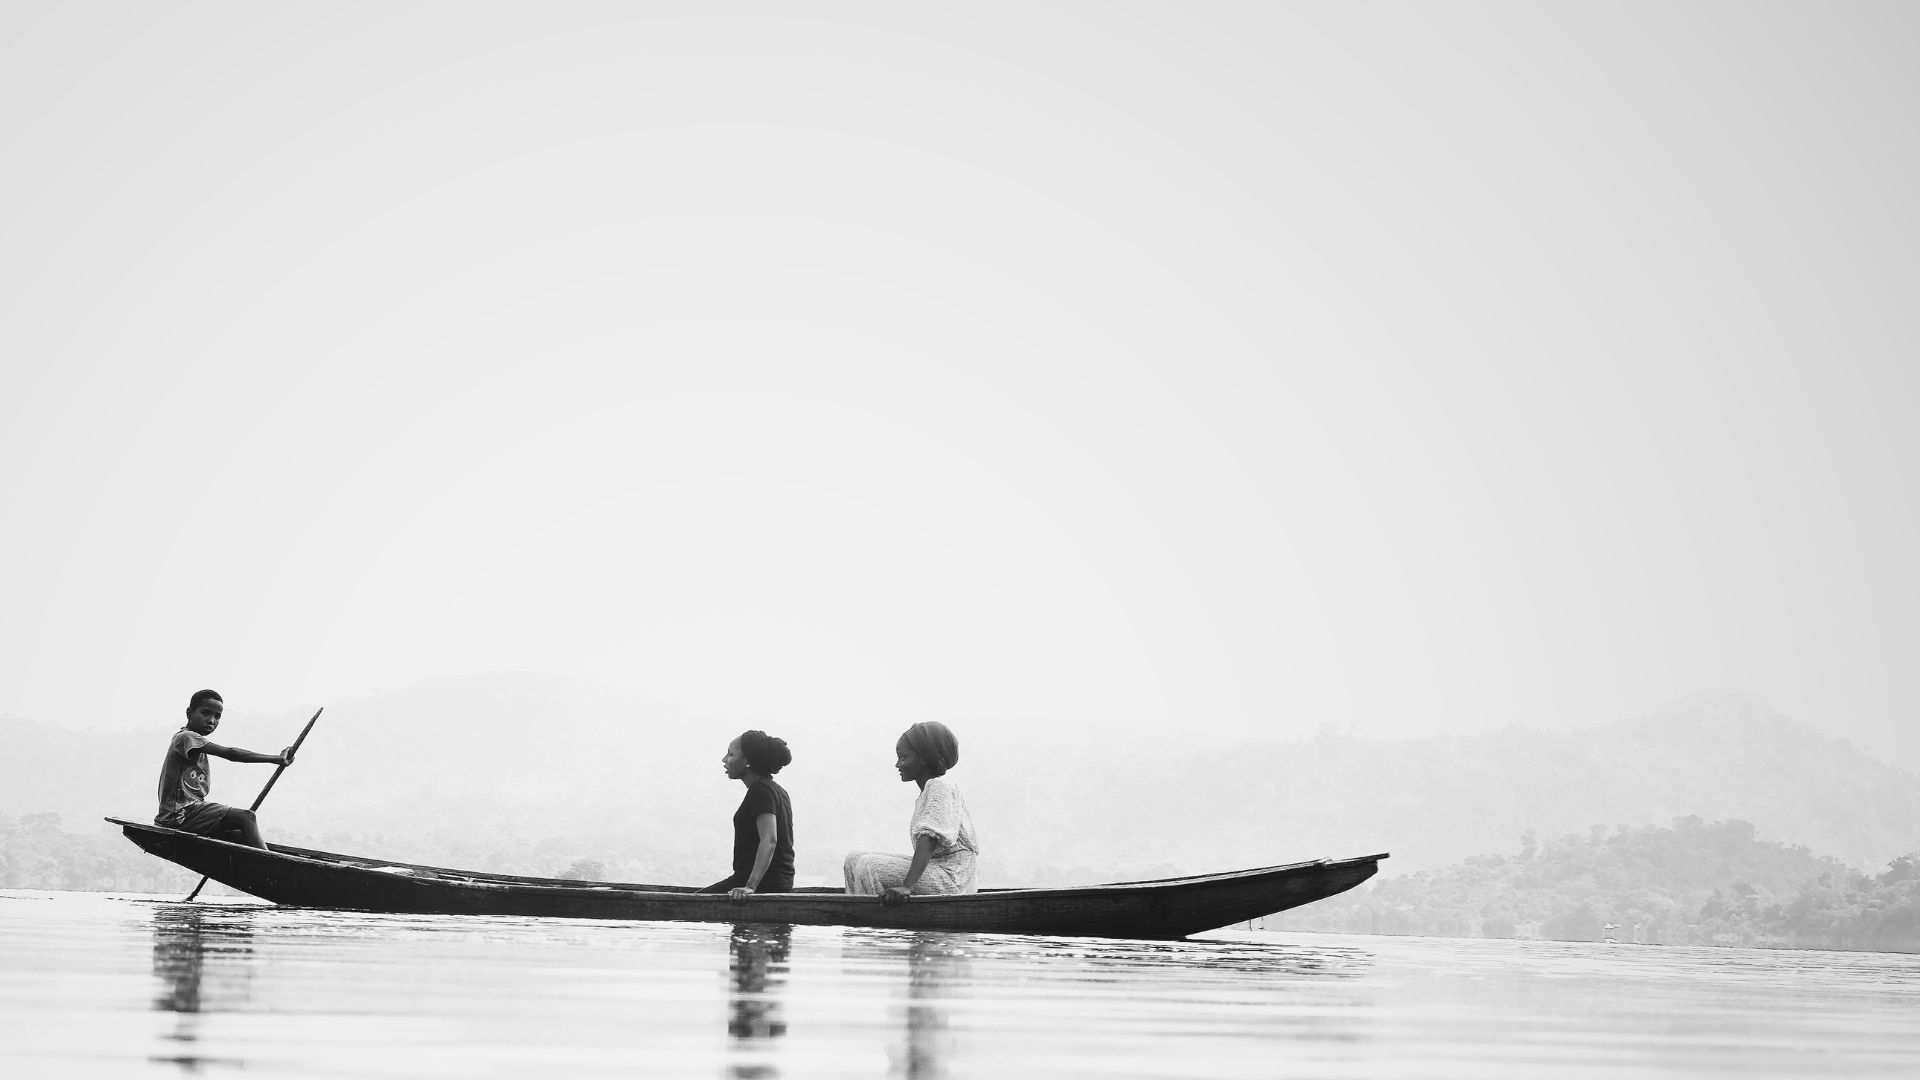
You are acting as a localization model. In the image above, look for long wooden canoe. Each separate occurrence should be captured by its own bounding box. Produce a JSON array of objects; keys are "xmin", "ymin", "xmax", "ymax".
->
[{"xmin": 110, "ymin": 817, "xmax": 1385, "ymax": 940}]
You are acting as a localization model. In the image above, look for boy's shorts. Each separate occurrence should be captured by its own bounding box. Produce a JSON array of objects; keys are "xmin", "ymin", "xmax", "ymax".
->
[{"xmin": 159, "ymin": 801, "xmax": 238, "ymax": 835}]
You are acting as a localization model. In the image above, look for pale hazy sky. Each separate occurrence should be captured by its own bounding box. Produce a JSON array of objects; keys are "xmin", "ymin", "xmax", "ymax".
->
[{"xmin": 4, "ymin": 4, "xmax": 1917, "ymax": 766}]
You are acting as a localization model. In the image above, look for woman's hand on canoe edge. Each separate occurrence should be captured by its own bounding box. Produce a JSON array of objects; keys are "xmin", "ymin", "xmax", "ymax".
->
[
  {"xmin": 727, "ymin": 887, "xmax": 755, "ymax": 901},
  {"xmin": 879, "ymin": 885, "xmax": 913, "ymax": 906}
]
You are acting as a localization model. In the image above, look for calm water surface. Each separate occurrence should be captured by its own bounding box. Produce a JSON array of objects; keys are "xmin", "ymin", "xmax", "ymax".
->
[{"xmin": 2, "ymin": 890, "xmax": 1915, "ymax": 1078}]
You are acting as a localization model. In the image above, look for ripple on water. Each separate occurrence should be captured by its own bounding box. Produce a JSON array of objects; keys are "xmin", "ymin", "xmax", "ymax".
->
[{"xmin": 1, "ymin": 891, "xmax": 1916, "ymax": 1079}]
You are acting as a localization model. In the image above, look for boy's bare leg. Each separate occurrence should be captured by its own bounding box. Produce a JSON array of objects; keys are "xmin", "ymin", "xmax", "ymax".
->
[{"xmin": 220, "ymin": 808, "xmax": 267, "ymax": 849}]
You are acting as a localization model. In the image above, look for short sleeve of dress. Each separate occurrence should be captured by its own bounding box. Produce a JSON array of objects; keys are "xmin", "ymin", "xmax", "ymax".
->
[{"xmin": 911, "ymin": 777, "xmax": 961, "ymax": 849}]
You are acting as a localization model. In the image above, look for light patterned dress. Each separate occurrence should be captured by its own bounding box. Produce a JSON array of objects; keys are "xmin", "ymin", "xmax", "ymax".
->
[{"xmin": 843, "ymin": 775, "xmax": 979, "ymax": 895}]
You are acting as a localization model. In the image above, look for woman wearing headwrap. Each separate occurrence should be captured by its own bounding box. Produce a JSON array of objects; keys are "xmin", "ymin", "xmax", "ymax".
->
[
  {"xmin": 843, "ymin": 721, "xmax": 979, "ymax": 904},
  {"xmin": 701, "ymin": 730, "xmax": 796, "ymax": 900}
]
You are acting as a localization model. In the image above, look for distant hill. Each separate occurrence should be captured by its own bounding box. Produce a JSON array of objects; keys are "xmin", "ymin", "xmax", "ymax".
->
[
  {"xmin": 5, "ymin": 680, "xmax": 1917, "ymax": 889},
  {"xmin": 1249, "ymin": 688, "xmax": 1920, "ymax": 875}
]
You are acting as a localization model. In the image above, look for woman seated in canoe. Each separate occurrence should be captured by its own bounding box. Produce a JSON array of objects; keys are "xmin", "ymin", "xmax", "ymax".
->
[
  {"xmin": 843, "ymin": 721, "xmax": 978, "ymax": 904},
  {"xmin": 702, "ymin": 730, "xmax": 796, "ymax": 900}
]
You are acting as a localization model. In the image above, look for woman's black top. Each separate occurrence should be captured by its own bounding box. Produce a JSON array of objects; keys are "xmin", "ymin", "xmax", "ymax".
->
[{"xmin": 703, "ymin": 777, "xmax": 795, "ymax": 893}]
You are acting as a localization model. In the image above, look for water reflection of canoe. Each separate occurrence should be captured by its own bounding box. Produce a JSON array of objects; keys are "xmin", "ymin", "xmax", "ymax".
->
[{"xmin": 109, "ymin": 817, "xmax": 1386, "ymax": 940}]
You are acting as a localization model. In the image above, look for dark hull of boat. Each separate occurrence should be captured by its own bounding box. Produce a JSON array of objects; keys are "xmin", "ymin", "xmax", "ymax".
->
[{"xmin": 111, "ymin": 818, "xmax": 1384, "ymax": 940}]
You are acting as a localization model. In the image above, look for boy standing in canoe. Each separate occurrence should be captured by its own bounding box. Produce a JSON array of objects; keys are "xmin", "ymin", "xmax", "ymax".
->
[{"xmin": 155, "ymin": 689, "xmax": 296, "ymax": 848}]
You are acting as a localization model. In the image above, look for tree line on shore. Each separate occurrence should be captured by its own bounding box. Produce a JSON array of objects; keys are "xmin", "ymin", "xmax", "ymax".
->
[{"xmin": 1269, "ymin": 815, "xmax": 1920, "ymax": 952}]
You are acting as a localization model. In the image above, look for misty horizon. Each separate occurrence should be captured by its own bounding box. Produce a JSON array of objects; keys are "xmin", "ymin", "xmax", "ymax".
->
[{"xmin": 4, "ymin": 8, "xmax": 1916, "ymax": 802}]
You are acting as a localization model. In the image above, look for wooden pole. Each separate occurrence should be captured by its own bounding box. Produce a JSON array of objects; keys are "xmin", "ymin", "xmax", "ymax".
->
[{"xmin": 184, "ymin": 706, "xmax": 323, "ymax": 902}]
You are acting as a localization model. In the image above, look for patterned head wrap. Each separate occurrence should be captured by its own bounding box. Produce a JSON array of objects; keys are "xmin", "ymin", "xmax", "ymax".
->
[
  {"xmin": 901, "ymin": 721, "xmax": 959, "ymax": 777},
  {"xmin": 739, "ymin": 730, "xmax": 792, "ymax": 774}
]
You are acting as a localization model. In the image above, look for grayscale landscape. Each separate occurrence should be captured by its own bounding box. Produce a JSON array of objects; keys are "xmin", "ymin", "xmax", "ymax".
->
[
  {"xmin": 3, "ymin": 4, "xmax": 1917, "ymax": 1077},
  {"xmin": 8, "ymin": 675, "xmax": 1915, "ymax": 949}
]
